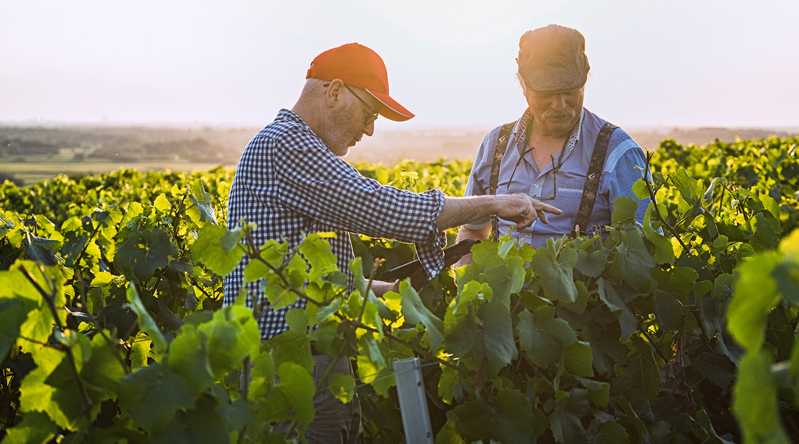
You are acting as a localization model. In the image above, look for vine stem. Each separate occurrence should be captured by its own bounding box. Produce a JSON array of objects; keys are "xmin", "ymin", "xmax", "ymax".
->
[
  {"xmin": 643, "ymin": 152, "xmax": 692, "ymax": 255},
  {"xmin": 351, "ymin": 321, "xmax": 468, "ymax": 377},
  {"xmin": 19, "ymin": 264, "xmax": 95, "ymax": 431},
  {"xmin": 73, "ymin": 220, "xmax": 103, "ymax": 272}
]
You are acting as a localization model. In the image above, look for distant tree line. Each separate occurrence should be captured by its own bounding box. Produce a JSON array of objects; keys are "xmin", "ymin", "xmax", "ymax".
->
[{"xmin": 0, "ymin": 138, "xmax": 59, "ymax": 157}]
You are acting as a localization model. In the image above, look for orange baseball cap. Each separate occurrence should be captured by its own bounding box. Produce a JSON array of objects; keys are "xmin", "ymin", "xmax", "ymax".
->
[{"xmin": 306, "ymin": 43, "xmax": 414, "ymax": 122}]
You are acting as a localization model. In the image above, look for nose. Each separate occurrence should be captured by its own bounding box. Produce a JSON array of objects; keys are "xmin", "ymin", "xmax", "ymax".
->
[
  {"xmin": 550, "ymin": 93, "xmax": 567, "ymax": 111},
  {"xmin": 363, "ymin": 120, "xmax": 375, "ymax": 137}
]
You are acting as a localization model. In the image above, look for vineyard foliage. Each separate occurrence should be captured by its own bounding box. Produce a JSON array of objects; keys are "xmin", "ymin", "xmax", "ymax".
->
[{"xmin": 0, "ymin": 136, "xmax": 798, "ymax": 443}]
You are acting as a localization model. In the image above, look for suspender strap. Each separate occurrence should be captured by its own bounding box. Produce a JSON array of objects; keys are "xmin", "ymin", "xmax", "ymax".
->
[
  {"xmin": 489, "ymin": 122, "xmax": 516, "ymax": 242},
  {"xmin": 573, "ymin": 122, "xmax": 617, "ymax": 237}
]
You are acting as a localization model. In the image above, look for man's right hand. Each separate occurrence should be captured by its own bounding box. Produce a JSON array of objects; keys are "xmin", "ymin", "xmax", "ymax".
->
[{"xmin": 492, "ymin": 194, "xmax": 561, "ymax": 230}]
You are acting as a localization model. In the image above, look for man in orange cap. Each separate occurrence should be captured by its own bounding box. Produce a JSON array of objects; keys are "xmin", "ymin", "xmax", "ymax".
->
[
  {"xmin": 224, "ymin": 43, "xmax": 561, "ymax": 443},
  {"xmin": 456, "ymin": 25, "xmax": 649, "ymax": 261}
]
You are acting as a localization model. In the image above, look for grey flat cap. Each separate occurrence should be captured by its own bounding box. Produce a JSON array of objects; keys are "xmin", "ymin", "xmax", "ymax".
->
[{"xmin": 518, "ymin": 24, "xmax": 590, "ymax": 94}]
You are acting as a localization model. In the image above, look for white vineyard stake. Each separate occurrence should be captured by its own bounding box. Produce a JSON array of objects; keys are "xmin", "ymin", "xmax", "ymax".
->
[{"xmin": 393, "ymin": 357, "xmax": 434, "ymax": 444}]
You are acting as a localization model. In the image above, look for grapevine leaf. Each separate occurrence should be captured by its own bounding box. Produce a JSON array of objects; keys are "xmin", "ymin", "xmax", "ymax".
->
[
  {"xmin": 597, "ymin": 279, "xmax": 637, "ymax": 339},
  {"xmin": 438, "ymin": 365, "xmax": 460, "ymax": 404},
  {"xmin": 187, "ymin": 180, "xmax": 219, "ymax": 226},
  {"xmin": 125, "ymin": 283, "xmax": 167, "ymax": 354},
  {"xmin": 624, "ymin": 339, "xmax": 659, "ymax": 403},
  {"xmin": 750, "ymin": 212, "xmax": 780, "ymax": 252},
  {"xmin": 0, "ymin": 297, "xmax": 37, "ymax": 359},
  {"xmin": 476, "ymin": 296, "xmax": 518, "ymax": 374},
  {"xmin": 329, "ymin": 373, "xmax": 355, "ymax": 404},
  {"xmin": 732, "ymin": 350, "xmax": 791, "ymax": 444},
  {"xmin": 672, "ymin": 170, "xmax": 701, "ymax": 205},
  {"xmin": 563, "ymin": 341, "xmax": 594, "ymax": 377},
  {"xmin": 23, "ymin": 235, "xmax": 60, "ymax": 266},
  {"xmin": 575, "ymin": 248, "xmax": 607, "ymax": 278},
  {"xmin": 399, "ymin": 280, "xmax": 445, "ymax": 352},
  {"xmin": 591, "ymin": 420, "xmax": 630, "ymax": 444},
  {"xmin": 632, "ymin": 178, "xmax": 649, "ymax": 200},
  {"xmin": 260, "ymin": 363, "xmax": 316, "ymax": 428},
  {"xmin": 118, "ymin": 362, "xmax": 197, "ymax": 434},
  {"xmin": 530, "ymin": 239, "xmax": 578, "ymax": 303},
  {"xmin": 643, "ymin": 203, "xmax": 675, "ymax": 265},
  {"xmin": 1, "ymin": 411, "xmax": 57, "ymax": 444},
  {"xmin": 154, "ymin": 394, "xmax": 229, "ymax": 444},
  {"xmin": 727, "ymin": 251, "xmax": 782, "ymax": 352},
  {"xmin": 453, "ymin": 389, "xmax": 534, "ymax": 444},
  {"xmin": 517, "ymin": 306, "xmax": 577, "ymax": 368},
  {"xmin": 167, "ymin": 323, "xmax": 214, "ymax": 394},
  {"xmin": 153, "ymin": 193, "xmax": 172, "ymax": 214},
  {"xmin": 613, "ymin": 229, "xmax": 655, "ymax": 290},
  {"xmin": 116, "ymin": 227, "xmax": 177, "ymax": 282},
  {"xmin": 479, "ymin": 255, "xmax": 525, "ymax": 304},
  {"xmin": 435, "ymin": 416, "xmax": 465, "ymax": 444},
  {"xmin": 550, "ymin": 389, "xmax": 590, "ymax": 443},
  {"xmin": 612, "ymin": 196, "xmax": 639, "ymax": 226},
  {"xmin": 200, "ymin": 305, "xmax": 261, "ymax": 377},
  {"xmin": 575, "ymin": 376, "xmax": 610, "ymax": 407},
  {"xmin": 300, "ymin": 233, "xmax": 338, "ymax": 281},
  {"xmin": 192, "ymin": 224, "xmax": 244, "ymax": 277}
]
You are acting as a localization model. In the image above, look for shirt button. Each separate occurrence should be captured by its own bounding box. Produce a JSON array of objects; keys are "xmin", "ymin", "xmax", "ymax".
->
[{"xmin": 533, "ymin": 184, "xmax": 539, "ymax": 188}]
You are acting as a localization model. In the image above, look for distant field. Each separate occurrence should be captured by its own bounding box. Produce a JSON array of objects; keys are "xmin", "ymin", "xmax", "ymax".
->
[{"xmin": 1, "ymin": 156, "xmax": 234, "ymax": 185}]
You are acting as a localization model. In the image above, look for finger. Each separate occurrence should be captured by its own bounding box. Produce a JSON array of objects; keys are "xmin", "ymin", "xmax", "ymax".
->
[
  {"xmin": 538, "ymin": 210, "xmax": 549, "ymax": 224},
  {"xmin": 535, "ymin": 201, "xmax": 562, "ymax": 215}
]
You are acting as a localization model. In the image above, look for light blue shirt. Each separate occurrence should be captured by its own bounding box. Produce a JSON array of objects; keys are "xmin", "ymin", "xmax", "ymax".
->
[{"xmin": 463, "ymin": 108, "xmax": 648, "ymax": 247}]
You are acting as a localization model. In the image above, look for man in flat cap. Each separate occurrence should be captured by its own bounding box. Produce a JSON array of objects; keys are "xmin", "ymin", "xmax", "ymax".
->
[
  {"xmin": 224, "ymin": 43, "xmax": 560, "ymax": 443},
  {"xmin": 456, "ymin": 25, "xmax": 648, "ymax": 256}
]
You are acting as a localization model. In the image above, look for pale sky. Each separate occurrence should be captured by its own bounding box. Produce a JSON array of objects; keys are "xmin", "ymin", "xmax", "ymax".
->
[{"xmin": 1, "ymin": 0, "xmax": 797, "ymax": 130}]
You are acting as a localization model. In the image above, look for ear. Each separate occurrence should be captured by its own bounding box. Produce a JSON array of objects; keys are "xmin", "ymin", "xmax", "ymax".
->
[{"xmin": 324, "ymin": 79, "xmax": 345, "ymax": 108}]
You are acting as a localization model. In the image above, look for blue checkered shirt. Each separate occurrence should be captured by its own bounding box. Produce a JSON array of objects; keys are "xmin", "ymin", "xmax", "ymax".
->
[{"xmin": 223, "ymin": 109, "xmax": 446, "ymax": 340}]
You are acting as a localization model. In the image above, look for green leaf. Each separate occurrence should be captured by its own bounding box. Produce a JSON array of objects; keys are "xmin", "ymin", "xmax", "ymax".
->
[
  {"xmin": 186, "ymin": 180, "xmax": 219, "ymax": 226},
  {"xmin": 125, "ymin": 283, "xmax": 167, "ymax": 353},
  {"xmin": 192, "ymin": 224, "xmax": 245, "ymax": 277},
  {"xmin": 260, "ymin": 362, "xmax": 316, "ymax": 429},
  {"xmin": 612, "ymin": 195, "xmax": 639, "ymax": 226},
  {"xmin": 563, "ymin": 341, "xmax": 594, "ymax": 377},
  {"xmin": 530, "ymin": 239, "xmax": 578, "ymax": 302},
  {"xmin": 90, "ymin": 271, "xmax": 115, "ymax": 287},
  {"xmin": 733, "ymin": 350, "xmax": 791, "ymax": 444},
  {"xmin": 624, "ymin": 339, "xmax": 659, "ymax": 403},
  {"xmin": 329, "ymin": 373, "xmax": 355, "ymax": 403},
  {"xmin": 550, "ymin": 389, "xmax": 590, "ymax": 443},
  {"xmin": 118, "ymin": 362, "xmax": 197, "ymax": 433},
  {"xmin": 23, "ymin": 235, "xmax": 60, "ymax": 266},
  {"xmin": 643, "ymin": 204, "xmax": 675, "ymax": 265},
  {"xmin": 167, "ymin": 323, "xmax": 214, "ymax": 394},
  {"xmin": 399, "ymin": 280, "xmax": 445, "ymax": 352},
  {"xmin": 575, "ymin": 248, "xmax": 607, "ymax": 278},
  {"xmin": 300, "ymin": 234, "xmax": 338, "ymax": 282},
  {"xmin": 632, "ymin": 178, "xmax": 649, "ymax": 200},
  {"xmin": 1, "ymin": 411, "xmax": 58, "ymax": 444},
  {"xmin": 435, "ymin": 415, "xmax": 466, "ymax": 444},
  {"xmin": 597, "ymin": 279, "xmax": 637, "ymax": 339},
  {"xmin": 153, "ymin": 193, "xmax": 172, "ymax": 214},
  {"xmin": 0, "ymin": 297, "xmax": 37, "ymax": 359},
  {"xmin": 750, "ymin": 212, "xmax": 780, "ymax": 252},
  {"xmin": 453, "ymin": 390, "xmax": 534, "ymax": 444},
  {"xmin": 438, "ymin": 364, "xmax": 460, "ymax": 404},
  {"xmin": 612, "ymin": 229, "xmax": 655, "ymax": 290},
  {"xmin": 575, "ymin": 376, "xmax": 610, "ymax": 407},
  {"xmin": 672, "ymin": 169, "xmax": 701, "ymax": 205},
  {"xmin": 116, "ymin": 227, "xmax": 177, "ymax": 282},
  {"xmin": 727, "ymin": 251, "xmax": 782, "ymax": 352},
  {"xmin": 591, "ymin": 420, "xmax": 630, "ymax": 444},
  {"xmin": 517, "ymin": 306, "xmax": 577, "ymax": 368}
]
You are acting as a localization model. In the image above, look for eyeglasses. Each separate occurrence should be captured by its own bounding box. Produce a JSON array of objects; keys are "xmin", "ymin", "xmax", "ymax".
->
[
  {"xmin": 324, "ymin": 83, "xmax": 380, "ymax": 125},
  {"xmin": 506, "ymin": 147, "xmax": 564, "ymax": 201}
]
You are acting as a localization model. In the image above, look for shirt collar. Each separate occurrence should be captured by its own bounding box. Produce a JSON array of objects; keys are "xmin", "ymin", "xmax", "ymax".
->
[
  {"xmin": 276, "ymin": 108, "xmax": 311, "ymax": 128},
  {"xmin": 514, "ymin": 107, "xmax": 585, "ymax": 156}
]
